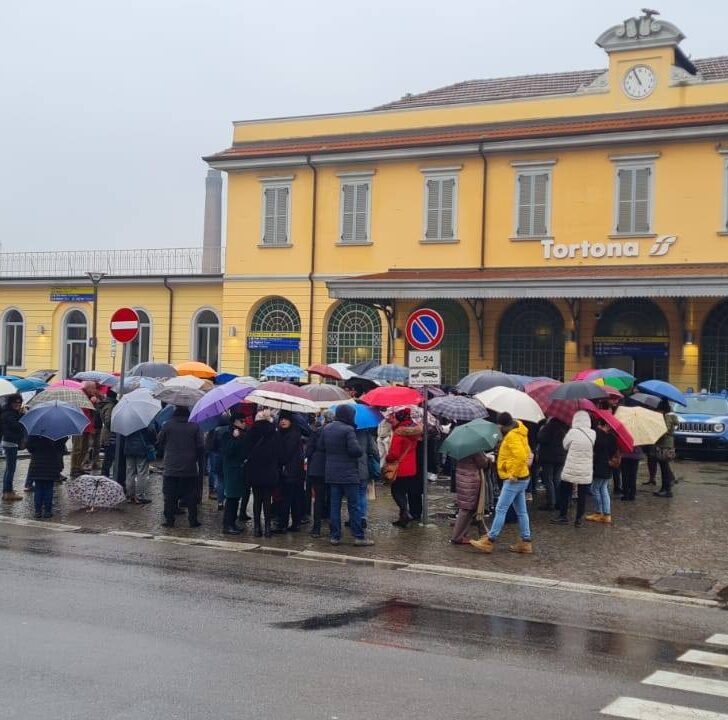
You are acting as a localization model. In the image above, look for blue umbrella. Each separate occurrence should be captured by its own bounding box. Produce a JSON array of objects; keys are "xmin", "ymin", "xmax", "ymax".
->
[
  {"xmin": 214, "ymin": 372, "xmax": 239, "ymax": 385},
  {"xmin": 150, "ymin": 404, "xmax": 175, "ymax": 432},
  {"xmin": 507, "ymin": 374, "xmax": 534, "ymax": 390},
  {"xmin": 261, "ymin": 363, "xmax": 306, "ymax": 379},
  {"xmin": 636, "ymin": 380, "xmax": 687, "ymax": 407},
  {"xmin": 363, "ymin": 364, "xmax": 409, "ymax": 383},
  {"xmin": 330, "ymin": 403, "xmax": 383, "ymax": 429},
  {"xmin": 74, "ymin": 371, "xmax": 117, "ymax": 386},
  {"xmin": 0, "ymin": 376, "xmax": 47, "ymax": 393},
  {"xmin": 20, "ymin": 400, "xmax": 88, "ymax": 440}
]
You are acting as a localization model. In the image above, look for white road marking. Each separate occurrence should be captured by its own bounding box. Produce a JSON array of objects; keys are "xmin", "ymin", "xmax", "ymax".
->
[
  {"xmin": 601, "ymin": 697, "xmax": 728, "ymax": 719},
  {"xmin": 679, "ymin": 650, "xmax": 728, "ymax": 669},
  {"xmin": 707, "ymin": 635, "xmax": 728, "ymax": 647},
  {"xmin": 643, "ymin": 670, "xmax": 728, "ymax": 698}
]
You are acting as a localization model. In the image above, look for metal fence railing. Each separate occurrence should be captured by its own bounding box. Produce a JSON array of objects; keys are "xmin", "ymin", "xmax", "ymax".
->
[{"xmin": 0, "ymin": 246, "xmax": 224, "ymax": 278}]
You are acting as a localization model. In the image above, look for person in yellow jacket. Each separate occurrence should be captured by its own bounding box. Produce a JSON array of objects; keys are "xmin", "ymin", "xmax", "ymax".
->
[{"xmin": 471, "ymin": 412, "xmax": 533, "ymax": 555}]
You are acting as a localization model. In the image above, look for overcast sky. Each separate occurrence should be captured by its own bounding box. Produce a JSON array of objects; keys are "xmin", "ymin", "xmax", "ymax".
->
[{"xmin": 1, "ymin": 0, "xmax": 725, "ymax": 253}]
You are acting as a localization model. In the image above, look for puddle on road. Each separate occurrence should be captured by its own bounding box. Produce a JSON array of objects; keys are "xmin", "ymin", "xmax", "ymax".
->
[{"xmin": 275, "ymin": 599, "xmax": 691, "ymax": 673}]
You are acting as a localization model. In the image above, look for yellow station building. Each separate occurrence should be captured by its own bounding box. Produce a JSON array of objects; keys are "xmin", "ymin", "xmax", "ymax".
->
[{"xmin": 3, "ymin": 11, "xmax": 728, "ymax": 389}]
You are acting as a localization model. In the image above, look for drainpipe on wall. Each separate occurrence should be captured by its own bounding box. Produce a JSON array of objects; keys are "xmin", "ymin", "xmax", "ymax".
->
[
  {"xmin": 163, "ymin": 277, "xmax": 174, "ymax": 364},
  {"xmin": 306, "ymin": 156, "xmax": 318, "ymax": 367},
  {"xmin": 479, "ymin": 145, "xmax": 488, "ymax": 270}
]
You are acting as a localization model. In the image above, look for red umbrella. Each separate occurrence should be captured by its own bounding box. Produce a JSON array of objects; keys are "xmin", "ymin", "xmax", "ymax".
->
[
  {"xmin": 360, "ymin": 386, "xmax": 423, "ymax": 408},
  {"xmin": 306, "ymin": 363, "xmax": 344, "ymax": 381},
  {"xmin": 590, "ymin": 407, "xmax": 634, "ymax": 453},
  {"xmin": 545, "ymin": 398, "xmax": 596, "ymax": 425},
  {"xmin": 256, "ymin": 381, "xmax": 308, "ymax": 399},
  {"xmin": 524, "ymin": 379, "xmax": 561, "ymax": 412}
]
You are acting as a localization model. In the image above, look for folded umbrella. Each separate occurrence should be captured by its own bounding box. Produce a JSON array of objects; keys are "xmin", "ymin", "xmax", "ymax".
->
[
  {"xmin": 110, "ymin": 389, "xmax": 163, "ymax": 435},
  {"xmin": 550, "ymin": 381, "xmax": 608, "ymax": 401},
  {"xmin": 307, "ymin": 363, "xmax": 345, "ymax": 381},
  {"xmin": 636, "ymin": 379, "xmax": 687, "ymax": 407},
  {"xmin": 189, "ymin": 383, "xmax": 254, "ymax": 425},
  {"xmin": 300, "ymin": 384, "xmax": 350, "ymax": 408},
  {"xmin": 20, "ymin": 400, "xmax": 89, "ymax": 440},
  {"xmin": 112, "ymin": 376, "xmax": 162, "ymax": 394},
  {"xmin": 474, "ymin": 387, "xmax": 545, "ymax": 424},
  {"xmin": 428, "ymin": 395, "xmax": 489, "ymax": 422},
  {"xmin": 363, "ymin": 364, "xmax": 409, "ymax": 384},
  {"xmin": 524, "ymin": 379, "xmax": 562, "ymax": 411},
  {"xmin": 129, "ymin": 362, "xmax": 178, "ymax": 379},
  {"xmin": 176, "ymin": 361, "xmax": 217, "ymax": 379},
  {"xmin": 456, "ymin": 370, "xmax": 517, "ymax": 395},
  {"xmin": 439, "ymin": 419, "xmax": 501, "ymax": 460},
  {"xmin": 246, "ymin": 389, "xmax": 319, "ymax": 414},
  {"xmin": 329, "ymin": 402, "xmax": 383, "ymax": 429},
  {"xmin": 627, "ymin": 392, "xmax": 661, "ymax": 410},
  {"xmin": 588, "ymin": 407, "xmax": 634, "ymax": 453},
  {"xmin": 153, "ymin": 386, "xmax": 205, "ymax": 408},
  {"xmin": 360, "ymin": 386, "xmax": 422, "ymax": 408},
  {"xmin": 28, "ymin": 387, "xmax": 94, "ymax": 410},
  {"xmin": 67, "ymin": 474, "xmax": 126, "ymax": 510},
  {"xmin": 614, "ymin": 406, "xmax": 667, "ymax": 445},
  {"xmin": 261, "ymin": 363, "xmax": 306, "ymax": 380}
]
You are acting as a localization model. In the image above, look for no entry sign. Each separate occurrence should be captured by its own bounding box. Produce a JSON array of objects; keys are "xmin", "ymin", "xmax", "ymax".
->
[
  {"xmin": 110, "ymin": 307, "xmax": 139, "ymax": 343},
  {"xmin": 405, "ymin": 308, "xmax": 444, "ymax": 351}
]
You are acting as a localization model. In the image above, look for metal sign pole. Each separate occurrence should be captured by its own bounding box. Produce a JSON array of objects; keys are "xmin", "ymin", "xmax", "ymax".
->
[
  {"xmin": 421, "ymin": 389, "xmax": 429, "ymax": 526},
  {"xmin": 112, "ymin": 342, "xmax": 127, "ymax": 481}
]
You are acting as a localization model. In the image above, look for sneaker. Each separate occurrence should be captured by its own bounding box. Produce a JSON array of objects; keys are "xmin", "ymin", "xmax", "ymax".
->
[
  {"xmin": 353, "ymin": 538, "xmax": 375, "ymax": 547},
  {"xmin": 653, "ymin": 490, "xmax": 673, "ymax": 498},
  {"xmin": 550, "ymin": 516, "xmax": 569, "ymax": 525},
  {"xmin": 222, "ymin": 526, "xmax": 241, "ymax": 535},
  {"xmin": 329, "ymin": 538, "xmax": 341, "ymax": 546}
]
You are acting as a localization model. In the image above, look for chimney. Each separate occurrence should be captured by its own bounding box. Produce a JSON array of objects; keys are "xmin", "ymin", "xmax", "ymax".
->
[{"xmin": 202, "ymin": 168, "xmax": 223, "ymax": 273}]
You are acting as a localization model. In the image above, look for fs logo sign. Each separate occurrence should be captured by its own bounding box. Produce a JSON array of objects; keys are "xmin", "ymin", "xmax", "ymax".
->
[{"xmin": 649, "ymin": 235, "xmax": 678, "ymax": 257}]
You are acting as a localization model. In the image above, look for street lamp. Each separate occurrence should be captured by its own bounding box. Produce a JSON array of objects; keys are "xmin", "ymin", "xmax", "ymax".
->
[{"xmin": 86, "ymin": 271, "xmax": 106, "ymax": 370}]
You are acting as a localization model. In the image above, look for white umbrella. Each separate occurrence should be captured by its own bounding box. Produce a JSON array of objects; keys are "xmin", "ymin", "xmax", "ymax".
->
[
  {"xmin": 0, "ymin": 378, "xmax": 18, "ymax": 398},
  {"xmin": 110, "ymin": 389, "xmax": 162, "ymax": 436},
  {"xmin": 300, "ymin": 384, "xmax": 350, "ymax": 408},
  {"xmin": 474, "ymin": 387, "xmax": 545, "ymax": 424},
  {"xmin": 162, "ymin": 375, "xmax": 206, "ymax": 390},
  {"xmin": 328, "ymin": 363, "xmax": 358, "ymax": 380},
  {"xmin": 234, "ymin": 376, "xmax": 261, "ymax": 387},
  {"xmin": 614, "ymin": 406, "xmax": 667, "ymax": 445},
  {"xmin": 246, "ymin": 389, "xmax": 319, "ymax": 414}
]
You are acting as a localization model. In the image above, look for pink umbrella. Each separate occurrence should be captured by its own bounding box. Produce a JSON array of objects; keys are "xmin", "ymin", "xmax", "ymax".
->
[
  {"xmin": 545, "ymin": 398, "xmax": 596, "ymax": 425},
  {"xmin": 50, "ymin": 379, "xmax": 83, "ymax": 389},
  {"xmin": 589, "ymin": 407, "xmax": 634, "ymax": 453},
  {"xmin": 256, "ymin": 381, "xmax": 309, "ymax": 399},
  {"xmin": 524, "ymin": 379, "xmax": 561, "ymax": 412},
  {"xmin": 570, "ymin": 369, "xmax": 599, "ymax": 381}
]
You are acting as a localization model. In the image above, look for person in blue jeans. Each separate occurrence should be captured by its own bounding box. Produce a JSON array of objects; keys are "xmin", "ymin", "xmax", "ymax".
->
[
  {"xmin": 586, "ymin": 419, "xmax": 617, "ymax": 524},
  {"xmin": 321, "ymin": 404, "xmax": 374, "ymax": 547},
  {"xmin": 471, "ymin": 412, "xmax": 533, "ymax": 554},
  {"xmin": 2, "ymin": 394, "xmax": 26, "ymax": 501}
]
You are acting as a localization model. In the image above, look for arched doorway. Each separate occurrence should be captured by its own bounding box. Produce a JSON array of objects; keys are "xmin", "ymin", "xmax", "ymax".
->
[
  {"xmin": 594, "ymin": 299, "xmax": 668, "ymax": 381},
  {"xmin": 326, "ymin": 302, "xmax": 382, "ymax": 366},
  {"xmin": 248, "ymin": 298, "xmax": 301, "ymax": 379},
  {"xmin": 498, "ymin": 300, "xmax": 565, "ymax": 380},
  {"xmin": 700, "ymin": 300, "xmax": 728, "ymax": 391},
  {"xmin": 62, "ymin": 309, "xmax": 88, "ymax": 378},
  {"xmin": 409, "ymin": 301, "xmax": 469, "ymax": 386}
]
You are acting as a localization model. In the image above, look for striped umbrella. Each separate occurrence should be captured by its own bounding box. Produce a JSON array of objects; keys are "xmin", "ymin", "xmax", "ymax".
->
[{"xmin": 428, "ymin": 395, "xmax": 489, "ymax": 422}]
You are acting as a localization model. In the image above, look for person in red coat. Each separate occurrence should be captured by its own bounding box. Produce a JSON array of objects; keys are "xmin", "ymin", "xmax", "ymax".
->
[{"xmin": 386, "ymin": 408, "xmax": 423, "ymax": 528}]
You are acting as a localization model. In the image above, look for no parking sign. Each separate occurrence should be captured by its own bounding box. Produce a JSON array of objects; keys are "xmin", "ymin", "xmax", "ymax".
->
[{"xmin": 405, "ymin": 308, "xmax": 444, "ymax": 351}]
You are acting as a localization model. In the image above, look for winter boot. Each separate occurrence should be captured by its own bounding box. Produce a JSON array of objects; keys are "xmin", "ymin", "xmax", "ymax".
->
[
  {"xmin": 509, "ymin": 538, "xmax": 533, "ymax": 554},
  {"xmin": 469, "ymin": 536, "xmax": 494, "ymax": 553},
  {"xmin": 2, "ymin": 491, "xmax": 23, "ymax": 502},
  {"xmin": 584, "ymin": 513, "xmax": 603, "ymax": 522},
  {"xmin": 598, "ymin": 514, "xmax": 612, "ymax": 524}
]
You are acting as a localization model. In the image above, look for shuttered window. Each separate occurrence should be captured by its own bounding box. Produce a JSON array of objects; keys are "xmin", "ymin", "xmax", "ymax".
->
[
  {"xmin": 340, "ymin": 181, "xmax": 370, "ymax": 244},
  {"xmin": 515, "ymin": 171, "xmax": 550, "ymax": 237},
  {"xmin": 261, "ymin": 185, "xmax": 290, "ymax": 245},
  {"xmin": 615, "ymin": 166, "xmax": 652, "ymax": 234},
  {"xmin": 723, "ymin": 158, "xmax": 728, "ymax": 231},
  {"xmin": 424, "ymin": 176, "xmax": 456, "ymax": 241}
]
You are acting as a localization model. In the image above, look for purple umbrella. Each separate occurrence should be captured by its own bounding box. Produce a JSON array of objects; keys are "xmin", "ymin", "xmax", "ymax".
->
[{"xmin": 189, "ymin": 383, "xmax": 254, "ymax": 426}]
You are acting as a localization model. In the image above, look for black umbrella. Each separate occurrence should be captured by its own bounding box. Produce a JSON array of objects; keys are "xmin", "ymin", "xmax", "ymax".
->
[
  {"xmin": 627, "ymin": 392, "xmax": 661, "ymax": 409},
  {"xmin": 348, "ymin": 359, "xmax": 380, "ymax": 376},
  {"xmin": 550, "ymin": 381, "xmax": 608, "ymax": 401},
  {"xmin": 456, "ymin": 370, "xmax": 517, "ymax": 395},
  {"xmin": 28, "ymin": 369, "xmax": 58, "ymax": 382},
  {"xmin": 129, "ymin": 362, "xmax": 178, "ymax": 379}
]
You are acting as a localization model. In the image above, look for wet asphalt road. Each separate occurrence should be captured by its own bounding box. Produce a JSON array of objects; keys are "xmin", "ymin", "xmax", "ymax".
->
[{"xmin": 1, "ymin": 522, "xmax": 727, "ymax": 720}]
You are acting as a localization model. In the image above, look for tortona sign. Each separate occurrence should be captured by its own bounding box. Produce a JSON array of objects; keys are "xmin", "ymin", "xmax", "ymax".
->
[{"xmin": 541, "ymin": 235, "xmax": 677, "ymax": 260}]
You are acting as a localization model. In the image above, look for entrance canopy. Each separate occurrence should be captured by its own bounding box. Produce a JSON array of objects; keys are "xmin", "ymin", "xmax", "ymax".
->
[{"xmin": 327, "ymin": 263, "xmax": 728, "ymax": 300}]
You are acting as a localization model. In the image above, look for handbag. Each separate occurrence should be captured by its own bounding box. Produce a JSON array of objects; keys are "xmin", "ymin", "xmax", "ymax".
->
[
  {"xmin": 382, "ymin": 460, "xmax": 400, "ymax": 483},
  {"xmin": 655, "ymin": 446, "xmax": 676, "ymax": 462}
]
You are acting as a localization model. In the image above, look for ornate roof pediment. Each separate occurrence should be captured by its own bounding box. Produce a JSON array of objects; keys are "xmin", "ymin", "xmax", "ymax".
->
[{"xmin": 596, "ymin": 11, "xmax": 685, "ymax": 53}]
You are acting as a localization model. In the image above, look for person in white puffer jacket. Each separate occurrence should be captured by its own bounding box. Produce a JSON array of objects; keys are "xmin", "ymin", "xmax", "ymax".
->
[{"xmin": 551, "ymin": 410, "xmax": 595, "ymax": 527}]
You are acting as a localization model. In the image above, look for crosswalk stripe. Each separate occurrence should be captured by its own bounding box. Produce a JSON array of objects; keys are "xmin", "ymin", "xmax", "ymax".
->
[
  {"xmin": 679, "ymin": 650, "xmax": 728, "ymax": 669},
  {"xmin": 643, "ymin": 670, "xmax": 728, "ymax": 698},
  {"xmin": 601, "ymin": 697, "xmax": 728, "ymax": 719},
  {"xmin": 707, "ymin": 634, "xmax": 728, "ymax": 647}
]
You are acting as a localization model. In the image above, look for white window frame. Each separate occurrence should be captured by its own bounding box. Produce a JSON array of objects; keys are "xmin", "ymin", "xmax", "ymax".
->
[
  {"xmin": 1, "ymin": 308, "xmax": 25, "ymax": 370},
  {"xmin": 60, "ymin": 307, "xmax": 89, "ymax": 378},
  {"xmin": 129, "ymin": 308, "xmax": 152, "ymax": 365},
  {"xmin": 259, "ymin": 176, "xmax": 293, "ymax": 247},
  {"xmin": 420, "ymin": 166, "xmax": 460, "ymax": 243},
  {"xmin": 511, "ymin": 160, "xmax": 555, "ymax": 239},
  {"xmin": 190, "ymin": 307, "xmax": 221, "ymax": 370},
  {"xmin": 610, "ymin": 153, "xmax": 659, "ymax": 236},
  {"xmin": 337, "ymin": 171, "xmax": 373, "ymax": 245},
  {"xmin": 720, "ymin": 150, "xmax": 728, "ymax": 234}
]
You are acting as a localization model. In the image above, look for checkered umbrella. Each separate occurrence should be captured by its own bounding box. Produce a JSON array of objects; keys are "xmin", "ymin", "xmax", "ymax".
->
[
  {"xmin": 428, "ymin": 395, "xmax": 489, "ymax": 422},
  {"xmin": 28, "ymin": 387, "xmax": 94, "ymax": 410},
  {"xmin": 545, "ymin": 398, "xmax": 597, "ymax": 425},
  {"xmin": 363, "ymin": 364, "xmax": 409, "ymax": 384},
  {"xmin": 524, "ymin": 379, "xmax": 562, "ymax": 412}
]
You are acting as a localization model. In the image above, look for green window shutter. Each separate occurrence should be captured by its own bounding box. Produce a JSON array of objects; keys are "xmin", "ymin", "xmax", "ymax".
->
[
  {"xmin": 617, "ymin": 168, "xmax": 634, "ymax": 233},
  {"xmin": 532, "ymin": 173, "xmax": 549, "ymax": 236},
  {"xmin": 633, "ymin": 167, "xmax": 651, "ymax": 233},
  {"xmin": 354, "ymin": 183, "xmax": 369, "ymax": 243},
  {"xmin": 341, "ymin": 183, "xmax": 355, "ymax": 242},
  {"xmin": 440, "ymin": 178, "xmax": 455, "ymax": 239},
  {"xmin": 517, "ymin": 174, "xmax": 534, "ymax": 236},
  {"xmin": 425, "ymin": 179, "xmax": 441, "ymax": 240}
]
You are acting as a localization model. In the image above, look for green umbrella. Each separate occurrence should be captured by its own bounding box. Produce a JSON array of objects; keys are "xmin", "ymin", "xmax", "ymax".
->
[{"xmin": 439, "ymin": 419, "xmax": 501, "ymax": 460}]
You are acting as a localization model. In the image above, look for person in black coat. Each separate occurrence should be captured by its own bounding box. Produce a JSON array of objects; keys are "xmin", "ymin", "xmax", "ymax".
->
[
  {"xmin": 2, "ymin": 394, "xmax": 26, "ymax": 500},
  {"xmin": 156, "ymin": 406, "xmax": 205, "ymax": 528},
  {"xmin": 276, "ymin": 410, "xmax": 305, "ymax": 533},
  {"xmin": 306, "ymin": 411, "xmax": 333, "ymax": 538},
  {"xmin": 321, "ymin": 404, "xmax": 373, "ymax": 546},
  {"xmin": 244, "ymin": 411, "xmax": 280, "ymax": 537},
  {"xmin": 536, "ymin": 416, "xmax": 568, "ymax": 511},
  {"xmin": 26, "ymin": 435, "xmax": 67, "ymax": 518}
]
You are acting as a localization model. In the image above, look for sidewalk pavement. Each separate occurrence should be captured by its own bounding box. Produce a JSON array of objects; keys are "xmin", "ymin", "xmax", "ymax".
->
[{"xmin": 2, "ymin": 456, "xmax": 726, "ymax": 594}]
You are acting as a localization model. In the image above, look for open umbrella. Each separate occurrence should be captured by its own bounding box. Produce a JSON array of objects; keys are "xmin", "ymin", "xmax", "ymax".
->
[
  {"xmin": 28, "ymin": 387, "xmax": 94, "ymax": 410},
  {"xmin": 162, "ymin": 375, "xmax": 207, "ymax": 391},
  {"xmin": 588, "ymin": 407, "xmax": 634, "ymax": 453},
  {"xmin": 428, "ymin": 395, "xmax": 489, "ymax": 422},
  {"xmin": 363, "ymin": 364, "xmax": 409, "ymax": 384},
  {"xmin": 307, "ymin": 363, "xmax": 345, "ymax": 381},
  {"xmin": 234, "ymin": 376, "xmax": 261, "ymax": 387},
  {"xmin": 261, "ymin": 363, "xmax": 306, "ymax": 380},
  {"xmin": 246, "ymin": 389, "xmax": 319, "ymax": 414},
  {"xmin": 507, "ymin": 374, "xmax": 534, "ymax": 390},
  {"xmin": 74, "ymin": 371, "xmax": 117, "ymax": 386},
  {"xmin": 110, "ymin": 389, "xmax": 163, "ymax": 435},
  {"xmin": 256, "ymin": 381, "xmax": 308, "ymax": 398},
  {"xmin": 129, "ymin": 362, "xmax": 178, "ymax": 378},
  {"xmin": 67, "ymin": 474, "xmax": 126, "ymax": 510},
  {"xmin": 189, "ymin": 383, "xmax": 254, "ymax": 425},
  {"xmin": 50, "ymin": 379, "xmax": 83, "ymax": 389},
  {"xmin": 474, "ymin": 387, "xmax": 545, "ymax": 424},
  {"xmin": 628, "ymin": 392, "xmax": 661, "ymax": 410},
  {"xmin": 439, "ymin": 419, "xmax": 501, "ymax": 460},
  {"xmin": 545, "ymin": 398, "xmax": 597, "ymax": 425},
  {"xmin": 28, "ymin": 369, "xmax": 58, "ymax": 383},
  {"xmin": 614, "ymin": 406, "xmax": 667, "ymax": 445},
  {"xmin": 524, "ymin": 379, "xmax": 562, "ymax": 411},
  {"xmin": 300, "ymin": 384, "xmax": 350, "ymax": 408},
  {"xmin": 214, "ymin": 372, "xmax": 239, "ymax": 385},
  {"xmin": 348, "ymin": 359, "xmax": 380, "ymax": 376},
  {"xmin": 1, "ymin": 376, "xmax": 47, "ymax": 393},
  {"xmin": 636, "ymin": 380, "xmax": 687, "ymax": 407},
  {"xmin": 583, "ymin": 368, "xmax": 635, "ymax": 391},
  {"xmin": 153, "ymin": 385, "xmax": 205, "ymax": 408},
  {"xmin": 328, "ymin": 363, "xmax": 358, "ymax": 380},
  {"xmin": 550, "ymin": 381, "xmax": 608, "ymax": 401},
  {"xmin": 456, "ymin": 370, "xmax": 517, "ymax": 395},
  {"xmin": 177, "ymin": 361, "xmax": 217, "ymax": 379},
  {"xmin": 571, "ymin": 368, "xmax": 599, "ymax": 381},
  {"xmin": 20, "ymin": 400, "xmax": 89, "ymax": 440},
  {"xmin": 360, "ymin": 386, "xmax": 422, "ymax": 408},
  {"xmin": 329, "ymin": 403, "xmax": 383, "ymax": 429},
  {"xmin": 112, "ymin": 376, "xmax": 162, "ymax": 394}
]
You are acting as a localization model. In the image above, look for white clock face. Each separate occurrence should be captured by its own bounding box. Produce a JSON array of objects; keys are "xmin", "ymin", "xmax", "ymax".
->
[{"xmin": 623, "ymin": 65, "xmax": 656, "ymax": 99}]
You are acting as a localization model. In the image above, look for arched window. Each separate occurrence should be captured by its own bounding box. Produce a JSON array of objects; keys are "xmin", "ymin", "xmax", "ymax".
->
[
  {"xmin": 2, "ymin": 310, "xmax": 24, "ymax": 369},
  {"xmin": 193, "ymin": 309, "xmax": 220, "ymax": 370},
  {"xmin": 326, "ymin": 302, "xmax": 382, "ymax": 366},
  {"xmin": 248, "ymin": 298, "xmax": 301, "ymax": 379},
  {"xmin": 63, "ymin": 309, "xmax": 88, "ymax": 378},
  {"xmin": 701, "ymin": 300, "xmax": 728, "ymax": 391},
  {"xmin": 128, "ymin": 309, "xmax": 151, "ymax": 367},
  {"xmin": 408, "ymin": 301, "xmax": 469, "ymax": 386},
  {"xmin": 498, "ymin": 300, "xmax": 564, "ymax": 380}
]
